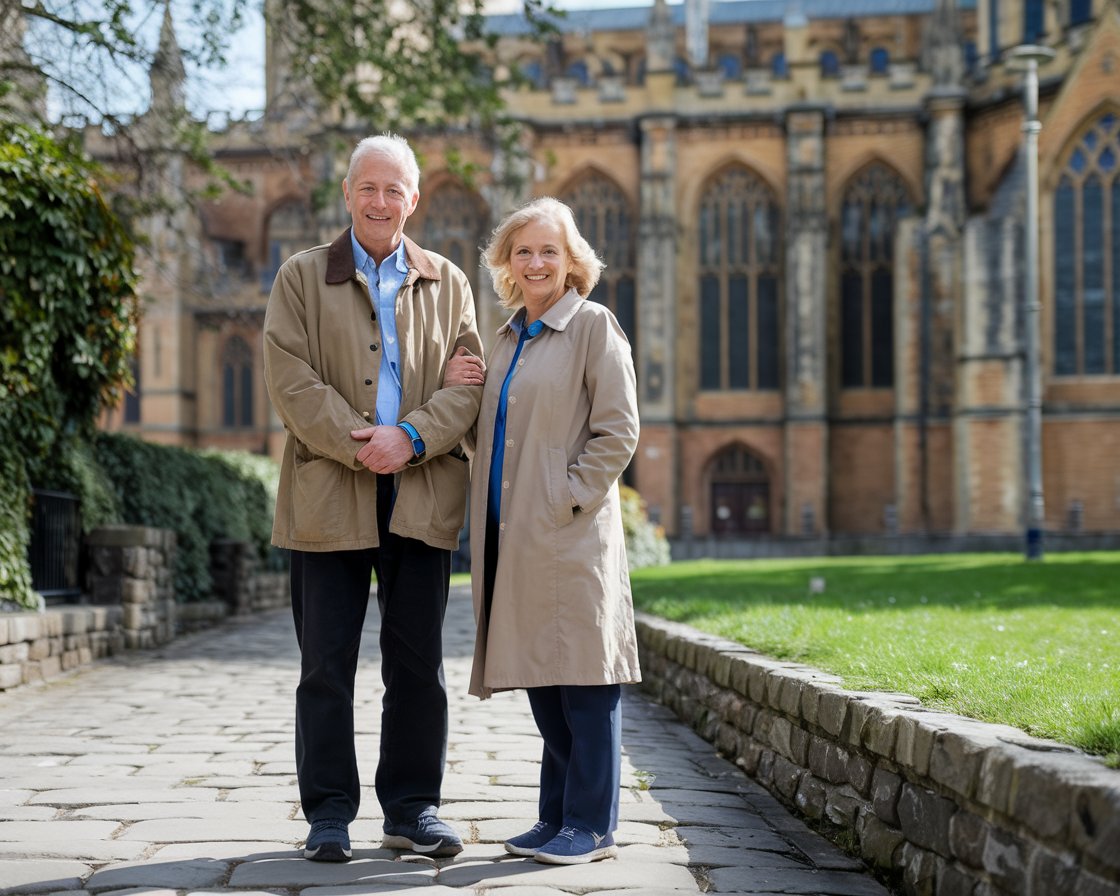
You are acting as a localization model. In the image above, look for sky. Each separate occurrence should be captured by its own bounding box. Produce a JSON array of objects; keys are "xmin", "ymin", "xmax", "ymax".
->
[{"xmin": 189, "ymin": 0, "xmax": 661, "ymax": 119}]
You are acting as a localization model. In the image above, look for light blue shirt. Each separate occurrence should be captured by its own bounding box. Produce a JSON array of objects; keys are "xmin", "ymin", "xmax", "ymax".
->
[{"xmin": 351, "ymin": 231, "xmax": 409, "ymax": 426}]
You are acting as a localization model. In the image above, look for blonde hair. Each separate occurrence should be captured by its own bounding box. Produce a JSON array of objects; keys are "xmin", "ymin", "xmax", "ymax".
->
[{"xmin": 482, "ymin": 197, "xmax": 604, "ymax": 309}]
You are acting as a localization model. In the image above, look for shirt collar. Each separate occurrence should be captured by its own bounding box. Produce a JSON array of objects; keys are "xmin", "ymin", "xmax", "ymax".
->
[
  {"xmin": 507, "ymin": 308, "xmax": 547, "ymax": 339},
  {"xmin": 350, "ymin": 231, "xmax": 408, "ymax": 277},
  {"xmin": 498, "ymin": 289, "xmax": 583, "ymax": 337}
]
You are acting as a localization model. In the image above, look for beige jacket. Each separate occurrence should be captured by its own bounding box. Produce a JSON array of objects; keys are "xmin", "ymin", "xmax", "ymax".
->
[
  {"xmin": 468, "ymin": 290, "xmax": 641, "ymax": 698},
  {"xmin": 264, "ymin": 229, "xmax": 483, "ymax": 552}
]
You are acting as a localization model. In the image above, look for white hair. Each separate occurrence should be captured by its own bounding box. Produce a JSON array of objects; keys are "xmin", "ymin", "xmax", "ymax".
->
[{"xmin": 347, "ymin": 133, "xmax": 420, "ymax": 194}]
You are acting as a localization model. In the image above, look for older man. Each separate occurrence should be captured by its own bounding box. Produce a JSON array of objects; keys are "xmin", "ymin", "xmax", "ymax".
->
[{"xmin": 264, "ymin": 133, "xmax": 483, "ymax": 862}]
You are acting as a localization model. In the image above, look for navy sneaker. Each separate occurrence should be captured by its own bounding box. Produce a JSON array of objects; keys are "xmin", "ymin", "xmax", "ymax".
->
[
  {"xmin": 534, "ymin": 825, "xmax": 617, "ymax": 865},
  {"xmin": 504, "ymin": 821, "xmax": 560, "ymax": 857},
  {"xmin": 382, "ymin": 812, "xmax": 463, "ymax": 857},
  {"xmin": 304, "ymin": 819, "xmax": 352, "ymax": 862}
]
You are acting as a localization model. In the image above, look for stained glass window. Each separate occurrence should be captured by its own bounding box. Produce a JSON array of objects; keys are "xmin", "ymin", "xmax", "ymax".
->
[
  {"xmin": 838, "ymin": 163, "xmax": 911, "ymax": 388},
  {"xmin": 1053, "ymin": 113, "xmax": 1120, "ymax": 376},
  {"xmin": 698, "ymin": 166, "xmax": 782, "ymax": 391}
]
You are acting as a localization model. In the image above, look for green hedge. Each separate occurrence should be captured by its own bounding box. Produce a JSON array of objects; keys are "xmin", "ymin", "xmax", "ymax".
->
[{"xmin": 90, "ymin": 433, "xmax": 279, "ymax": 602}]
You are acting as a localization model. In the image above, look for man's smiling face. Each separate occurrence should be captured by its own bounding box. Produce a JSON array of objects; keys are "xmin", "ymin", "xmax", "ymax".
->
[{"xmin": 343, "ymin": 150, "xmax": 419, "ymax": 264}]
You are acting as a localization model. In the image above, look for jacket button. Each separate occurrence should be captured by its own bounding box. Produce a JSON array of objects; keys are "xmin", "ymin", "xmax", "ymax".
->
[
  {"xmin": 362, "ymin": 411, "xmax": 371, "ymax": 419},
  {"xmin": 370, "ymin": 343, "xmax": 379, "ymax": 351},
  {"xmin": 506, "ymin": 439, "xmax": 514, "ymax": 447},
  {"xmin": 365, "ymin": 379, "xmax": 373, "ymax": 385},
  {"xmin": 509, "ymin": 396, "xmax": 517, "ymax": 404},
  {"xmin": 499, "ymin": 523, "xmax": 506, "ymax": 531},
  {"xmin": 503, "ymin": 481, "xmax": 509, "ymax": 489}
]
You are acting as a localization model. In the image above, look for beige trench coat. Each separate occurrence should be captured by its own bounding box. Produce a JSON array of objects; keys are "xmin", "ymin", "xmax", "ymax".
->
[
  {"xmin": 264, "ymin": 230, "xmax": 483, "ymax": 552},
  {"xmin": 468, "ymin": 290, "xmax": 641, "ymax": 698}
]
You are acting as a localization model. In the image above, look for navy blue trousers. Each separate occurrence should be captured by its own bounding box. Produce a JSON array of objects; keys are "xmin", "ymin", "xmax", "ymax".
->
[
  {"xmin": 526, "ymin": 684, "xmax": 622, "ymax": 837},
  {"xmin": 290, "ymin": 474, "xmax": 451, "ymax": 826}
]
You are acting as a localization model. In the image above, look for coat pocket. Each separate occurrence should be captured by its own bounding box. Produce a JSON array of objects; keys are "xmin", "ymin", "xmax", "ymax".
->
[
  {"xmin": 425, "ymin": 452, "xmax": 469, "ymax": 538},
  {"xmin": 548, "ymin": 447, "xmax": 575, "ymax": 528},
  {"xmin": 290, "ymin": 457, "xmax": 346, "ymax": 542}
]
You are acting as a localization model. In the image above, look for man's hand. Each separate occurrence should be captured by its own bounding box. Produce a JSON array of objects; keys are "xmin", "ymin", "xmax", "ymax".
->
[
  {"xmin": 443, "ymin": 345, "xmax": 486, "ymax": 387},
  {"xmin": 351, "ymin": 425, "xmax": 414, "ymax": 473}
]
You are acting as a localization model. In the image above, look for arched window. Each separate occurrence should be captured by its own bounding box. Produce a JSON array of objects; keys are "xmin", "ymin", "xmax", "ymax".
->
[
  {"xmin": 222, "ymin": 336, "xmax": 253, "ymax": 429},
  {"xmin": 820, "ymin": 50, "xmax": 840, "ymax": 78},
  {"xmin": 563, "ymin": 173, "xmax": 637, "ymax": 353},
  {"xmin": 870, "ymin": 47, "xmax": 890, "ymax": 75},
  {"xmin": 263, "ymin": 199, "xmax": 313, "ymax": 293},
  {"xmin": 1054, "ymin": 112, "xmax": 1120, "ymax": 376},
  {"xmin": 419, "ymin": 182, "xmax": 488, "ymax": 299},
  {"xmin": 566, "ymin": 60, "xmax": 590, "ymax": 86},
  {"xmin": 1070, "ymin": 0, "xmax": 1092, "ymax": 26},
  {"xmin": 838, "ymin": 163, "xmax": 911, "ymax": 388},
  {"xmin": 771, "ymin": 52, "xmax": 788, "ymax": 78},
  {"xmin": 124, "ymin": 354, "xmax": 140, "ymax": 424},
  {"xmin": 698, "ymin": 166, "xmax": 782, "ymax": 391},
  {"xmin": 717, "ymin": 53, "xmax": 742, "ymax": 79},
  {"xmin": 1024, "ymin": 0, "xmax": 1045, "ymax": 43},
  {"xmin": 709, "ymin": 444, "xmax": 771, "ymax": 535}
]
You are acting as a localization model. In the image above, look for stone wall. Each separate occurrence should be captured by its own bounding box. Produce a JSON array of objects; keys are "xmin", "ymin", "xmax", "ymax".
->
[
  {"xmin": 635, "ymin": 613, "xmax": 1120, "ymax": 896},
  {"xmin": 0, "ymin": 525, "xmax": 290, "ymax": 692}
]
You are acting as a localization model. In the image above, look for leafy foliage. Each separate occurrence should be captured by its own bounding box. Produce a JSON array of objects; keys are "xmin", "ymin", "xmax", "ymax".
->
[
  {"xmin": 0, "ymin": 444, "xmax": 37, "ymax": 611},
  {"xmin": 620, "ymin": 484, "xmax": 671, "ymax": 571},
  {"xmin": 0, "ymin": 120, "xmax": 138, "ymax": 609},
  {"xmin": 93, "ymin": 433, "xmax": 279, "ymax": 603}
]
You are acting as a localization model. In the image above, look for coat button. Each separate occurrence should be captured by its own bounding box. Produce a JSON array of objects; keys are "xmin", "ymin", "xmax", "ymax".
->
[
  {"xmin": 506, "ymin": 439, "xmax": 514, "ymax": 447},
  {"xmin": 499, "ymin": 523, "xmax": 506, "ymax": 531},
  {"xmin": 509, "ymin": 396, "xmax": 517, "ymax": 404},
  {"xmin": 362, "ymin": 411, "xmax": 371, "ymax": 419},
  {"xmin": 503, "ymin": 481, "xmax": 509, "ymax": 489},
  {"xmin": 370, "ymin": 343, "xmax": 379, "ymax": 351},
  {"xmin": 365, "ymin": 378, "xmax": 373, "ymax": 385}
]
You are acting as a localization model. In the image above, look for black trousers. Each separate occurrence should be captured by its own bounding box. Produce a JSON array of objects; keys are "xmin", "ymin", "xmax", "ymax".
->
[
  {"xmin": 526, "ymin": 684, "xmax": 622, "ymax": 837},
  {"xmin": 290, "ymin": 474, "xmax": 452, "ymax": 826}
]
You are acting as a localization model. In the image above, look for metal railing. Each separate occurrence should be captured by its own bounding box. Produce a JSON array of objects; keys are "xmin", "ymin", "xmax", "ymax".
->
[{"xmin": 28, "ymin": 489, "xmax": 82, "ymax": 604}]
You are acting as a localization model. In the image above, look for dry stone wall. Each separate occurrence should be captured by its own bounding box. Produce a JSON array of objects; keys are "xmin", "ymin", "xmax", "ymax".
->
[
  {"xmin": 1, "ymin": 525, "xmax": 290, "ymax": 692},
  {"xmin": 635, "ymin": 612, "xmax": 1120, "ymax": 896}
]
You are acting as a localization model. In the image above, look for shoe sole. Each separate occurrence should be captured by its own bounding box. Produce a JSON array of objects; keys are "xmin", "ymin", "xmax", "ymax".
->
[
  {"xmin": 534, "ymin": 845, "xmax": 617, "ymax": 865},
  {"xmin": 504, "ymin": 841, "xmax": 543, "ymax": 857},
  {"xmin": 304, "ymin": 843, "xmax": 352, "ymax": 862},
  {"xmin": 381, "ymin": 834, "xmax": 463, "ymax": 858}
]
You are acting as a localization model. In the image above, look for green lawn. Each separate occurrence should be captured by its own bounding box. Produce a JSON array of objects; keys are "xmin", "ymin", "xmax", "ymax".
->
[{"xmin": 629, "ymin": 553, "xmax": 1120, "ymax": 764}]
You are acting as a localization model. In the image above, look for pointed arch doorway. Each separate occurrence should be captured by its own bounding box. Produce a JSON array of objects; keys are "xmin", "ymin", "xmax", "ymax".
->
[{"xmin": 710, "ymin": 445, "xmax": 771, "ymax": 535}]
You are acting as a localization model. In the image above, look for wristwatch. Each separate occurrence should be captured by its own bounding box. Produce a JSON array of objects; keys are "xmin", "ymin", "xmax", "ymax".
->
[{"xmin": 397, "ymin": 421, "xmax": 426, "ymax": 461}]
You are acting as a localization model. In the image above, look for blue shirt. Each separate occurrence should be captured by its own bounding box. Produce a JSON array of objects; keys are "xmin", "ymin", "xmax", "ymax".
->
[
  {"xmin": 351, "ymin": 231, "xmax": 408, "ymax": 426},
  {"xmin": 487, "ymin": 313, "xmax": 545, "ymax": 524}
]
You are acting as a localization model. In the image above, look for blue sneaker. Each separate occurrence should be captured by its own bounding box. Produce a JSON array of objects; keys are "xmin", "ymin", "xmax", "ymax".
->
[
  {"xmin": 382, "ymin": 812, "xmax": 463, "ymax": 857},
  {"xmin": 534, "ymin": 825, "xmax": 617, "ymax": 865},
  {"xmin": 304, "ymin": 819, "xmax": 352, "ymax": 862},
  {"xmin": 504, "ymin": 821, "xmax": 560, "ymax": 857}
]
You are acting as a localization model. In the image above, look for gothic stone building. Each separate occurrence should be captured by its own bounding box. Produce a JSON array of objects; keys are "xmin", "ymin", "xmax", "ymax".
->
[{"xmin": 96, "ymin": 0, "xmax": 1120, "ymax": 546}]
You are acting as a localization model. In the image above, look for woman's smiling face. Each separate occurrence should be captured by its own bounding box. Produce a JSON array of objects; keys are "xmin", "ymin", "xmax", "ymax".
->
[{"xmin": 510, "ymin": 217, "xmax": 570, "ymax": 318}]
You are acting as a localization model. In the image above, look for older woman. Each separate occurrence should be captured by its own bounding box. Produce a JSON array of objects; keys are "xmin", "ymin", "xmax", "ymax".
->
[{"xmin": 462, "ymin": 196, "xmax": 641, "ymax": 865}]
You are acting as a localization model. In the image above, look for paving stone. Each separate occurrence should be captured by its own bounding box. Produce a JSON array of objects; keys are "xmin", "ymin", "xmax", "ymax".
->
[
  {"xmin": 436, "ymin": 855, "xmax": 700, "ymax": 890},
  {"xmin": 86, "ymin": 858, "xmax": 230, "ymax": 891},
  {"xmin": 707, "ymin": 866, "xmax": 892, "ymax": 895},
  {"xmin": 0, "ymin": 859, "xmax": 91, "ymax": 894},
  {"xmin": 228, "ymin": 857, "xmax": 436, "ymax": 888},
  {"xmin": 0, "ymin": 839, "xmax": 148, "ymax": 861},
  {"xmin": 0, "ymin": 587, "xmax": 889, "ymax": 896}
]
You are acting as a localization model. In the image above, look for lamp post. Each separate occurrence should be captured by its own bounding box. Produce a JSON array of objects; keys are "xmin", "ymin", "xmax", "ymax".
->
[{"xmin": 1006, "ymin": 44, "xmax": 1055, "ymax": 561}]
